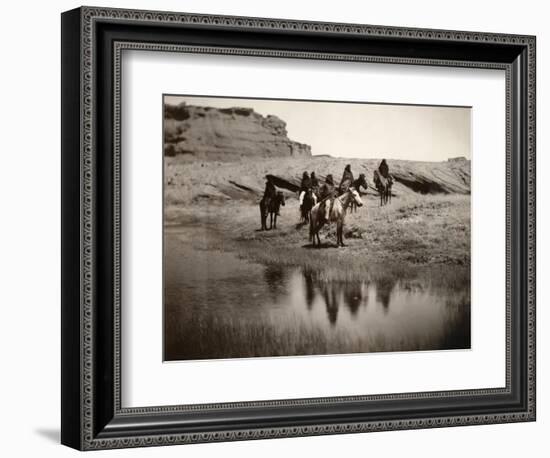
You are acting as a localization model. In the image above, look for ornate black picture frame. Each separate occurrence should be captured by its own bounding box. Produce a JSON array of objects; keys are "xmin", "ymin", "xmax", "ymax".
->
[{"xmin": 61, "ymin": 6, "xmax": 536, "ymax": 450}]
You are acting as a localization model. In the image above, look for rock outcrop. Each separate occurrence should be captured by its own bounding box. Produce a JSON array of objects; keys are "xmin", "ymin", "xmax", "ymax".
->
[{"xmin": 164, "ymin": 103, "xmax": 311, "ymax": 160}]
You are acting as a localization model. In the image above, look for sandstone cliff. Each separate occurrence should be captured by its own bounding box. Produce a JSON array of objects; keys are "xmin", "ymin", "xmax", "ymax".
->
[{"xmin": 164, "ymin": 103, "xmax": 312, "ymax": 160}]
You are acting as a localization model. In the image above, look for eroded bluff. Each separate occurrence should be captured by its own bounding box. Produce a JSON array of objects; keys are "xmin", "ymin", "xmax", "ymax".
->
[{"xmin": 164, "ymin": 103, "xmax": 311, "ymax": 160}]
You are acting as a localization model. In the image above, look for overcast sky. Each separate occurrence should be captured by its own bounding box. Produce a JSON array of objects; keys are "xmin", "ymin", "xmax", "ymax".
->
[{"xmin": 164, "ymin": 95, "xmax": 471, "ymax": 161}]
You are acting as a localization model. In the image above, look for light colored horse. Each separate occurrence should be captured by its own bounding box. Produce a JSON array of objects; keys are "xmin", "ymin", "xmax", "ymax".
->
[{"xmin": 309, "ymin": 188, "xmax": 363, "ymax": 247}]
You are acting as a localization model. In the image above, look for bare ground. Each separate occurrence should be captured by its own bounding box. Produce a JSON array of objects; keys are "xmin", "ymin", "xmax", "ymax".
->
[{"xmin": 166, "ymin": 197, "xmax": 469, "ymax": 287}]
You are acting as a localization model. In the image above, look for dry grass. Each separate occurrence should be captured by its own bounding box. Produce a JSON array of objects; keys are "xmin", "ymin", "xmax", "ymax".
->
[
  {"xmin": 164, "ymin": 192, "xmax": 470, "ymax": 285},
  {"xmin": 165, "ymin": 305, "xmax": 470, "ymax": 361}
]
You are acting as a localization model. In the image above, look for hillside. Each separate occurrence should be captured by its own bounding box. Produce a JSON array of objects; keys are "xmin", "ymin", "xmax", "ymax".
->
[
  {"xmin": 164, "ymin": 156, "xmax": 470, "ymax": 208},
  {"xmin": 164, "ymin": 103, "xmax": 311, "ymax": 160}
]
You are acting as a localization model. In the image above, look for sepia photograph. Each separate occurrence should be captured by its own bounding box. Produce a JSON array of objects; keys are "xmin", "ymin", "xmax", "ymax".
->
[{"xmin": 163, "ymin": 95, "xmax": 471, "ymax": 361}]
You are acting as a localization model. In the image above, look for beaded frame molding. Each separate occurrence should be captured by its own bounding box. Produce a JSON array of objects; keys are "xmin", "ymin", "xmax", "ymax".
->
[{"xmin": 61, "ymin": 6, "xmax": 536, "ymax": 451}]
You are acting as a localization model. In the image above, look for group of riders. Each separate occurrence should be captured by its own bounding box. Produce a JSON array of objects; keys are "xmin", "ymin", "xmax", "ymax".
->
[{"xmin": 262, "ymin": 159, "xmax": 393, "ymax": 223}]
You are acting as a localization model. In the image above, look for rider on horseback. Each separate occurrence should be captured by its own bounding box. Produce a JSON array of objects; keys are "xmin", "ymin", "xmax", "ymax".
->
[
  {"xmin": 339, "ymin": 164, "xmax": 354, "ymax": 193},
  {"xmin": 298, "ymin": 171, "xmax": 312, "ymax": 206},
  {"xmin": 319, "ymin": 174, "xmax": 337, "ymax": 222},
  {"xmin": 263, "ymin": 175, "xmax": 279, "ymax": 215},
  {"xmin": 378, "ymin": 159, "xmax": 393, "ymax": 186}
]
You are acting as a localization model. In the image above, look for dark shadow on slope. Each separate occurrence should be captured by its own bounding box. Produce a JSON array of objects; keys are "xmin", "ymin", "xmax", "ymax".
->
[{"xmin": 393, "ymin": 174, "xmax": 449, "ymax": 194}]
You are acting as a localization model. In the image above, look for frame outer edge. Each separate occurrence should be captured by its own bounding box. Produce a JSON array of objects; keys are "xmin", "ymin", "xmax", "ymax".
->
[
  {"xmin": 71, "ymin": 6, "xmax": 536, "ymax": 450},
  {"xmin": 61, "ymin": 7, "xmax": 84, "ymax": 451},
  {"xmin": 527, "ymin": 36, "xmax": 536, "ymax": 421}
]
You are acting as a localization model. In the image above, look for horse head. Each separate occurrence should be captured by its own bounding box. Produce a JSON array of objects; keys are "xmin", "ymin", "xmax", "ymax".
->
[
  {"xmin": 277, "ymin": 191, "xmax": 285, "ymax": 206},
  {"xmin": 349, "ymin": 187, "xmax": 363, "ymax": 207}
]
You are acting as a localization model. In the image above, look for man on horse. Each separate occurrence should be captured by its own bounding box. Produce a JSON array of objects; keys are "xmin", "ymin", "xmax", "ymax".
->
[
  {"xmin": 377, "ymin": 159, "xmax": 393, "ymax": 186},
  {"xmin": 298, "ymin": 171, "xmax": 312, "ymax": 206},
  {"xmin": 263, "ymin": 175, "xmax": 279, "ymax": 215},
  {"xmin": 319, "ymin": 174, "xmax": 337, "ymax": 222},
  {"xmin": 373, "ymin": 160, "xmax": 394, "ymax": 206},
  {"xmin": 339, "ymin": 164, "xmax": 355, "ymax": 193}
]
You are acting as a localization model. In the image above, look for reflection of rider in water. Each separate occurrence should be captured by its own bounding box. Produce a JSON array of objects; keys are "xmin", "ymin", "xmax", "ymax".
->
[
  {"xmin": 375, "ymin": 277, "xmax": 395, "ymax": 314},
  {"xmin": 298, "ymin": 171, "xmax": 311, "ymax": 206},
  {"xmin": 320, "ymin": 283, "xmax": 339, "ymax": 325},
  {"xmin": 319, "ymin": 174, "xmax": 336, "ymax": 222}
]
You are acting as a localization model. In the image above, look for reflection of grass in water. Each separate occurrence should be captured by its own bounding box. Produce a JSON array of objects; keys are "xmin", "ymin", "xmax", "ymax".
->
[
  {"xmin": 165, "ymin": 303, "xmax": 470, "ymax": 361},
  {"xmin": 235, "ymin": 241, "xmax": 470, "ymax": 293}
]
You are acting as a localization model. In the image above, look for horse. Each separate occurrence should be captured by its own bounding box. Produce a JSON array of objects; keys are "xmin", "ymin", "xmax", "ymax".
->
[
  {"xmin": 300, "ymin": 188, "xmax": 317, "ymax": 223},
  {"xmin": 373, "ymin": 170, "xmax": 392, "ymax": 206},
  {"xmin": 309, "ymin": 187, "xmax": 363, "ymax": 247},
  {"xmin": 260, "ymin": 191, "xmax": 285, "ymax": 230}
]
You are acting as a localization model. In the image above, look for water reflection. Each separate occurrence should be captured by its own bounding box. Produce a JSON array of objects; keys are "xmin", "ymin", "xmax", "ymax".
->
[
  {"xmin": 303, "ymin": 270, "xmax": 316, "ymax": 310},
  {"xmin": 263, "ymin": 265, "xmax": 287, "ymax": 301},
  {"xmin": 375, "ymin": 277, "xmax": 395, "ymax": 315},
  {"xmin": 164, "ymin": 232, "xmax": 471, "ymax": 360},
  {"xmin": 343, "ymin": 283, "xmax": 365, "ymax": 317}
]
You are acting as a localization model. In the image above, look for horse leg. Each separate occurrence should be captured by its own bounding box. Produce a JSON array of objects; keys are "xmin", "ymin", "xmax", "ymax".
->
[
  {"xmin": 260, "ymin": 209, "xmax": 265, "ymax": 231},
  {"xmin": 338, "ymin": 221, "xmax": 345, "ymax": 247},
  {"xmin": 311, "ymin": 226, "xmax": 317, "ymax": 247},
  {"xmin": 273, "ymin": 213, "xmax": 277, "ymax": 229}
]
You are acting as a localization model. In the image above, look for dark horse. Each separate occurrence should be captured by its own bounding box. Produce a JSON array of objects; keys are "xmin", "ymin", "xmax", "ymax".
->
[
  {"xmin": 300, "ymin": 188, "xmax": 317, "ymax": 223},
  {"xmin": 373, "ymin": 170, "xmax": 392, "ymax": 206},
  {"xmin": 260, "ymin": 191, "xmax": 285, "ymax": 230}
]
